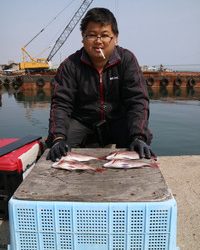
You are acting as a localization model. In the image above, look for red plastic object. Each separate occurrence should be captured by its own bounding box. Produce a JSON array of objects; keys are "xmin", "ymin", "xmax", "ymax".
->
[{"xmin": 0, "ymin": 138, "xmax": 39, "ymax": 172}]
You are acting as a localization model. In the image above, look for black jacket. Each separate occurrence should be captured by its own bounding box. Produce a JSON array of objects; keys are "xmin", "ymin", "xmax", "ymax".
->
[{"xmin": 48, "ymin": 46, "xmax": 151, "ymax": 144}]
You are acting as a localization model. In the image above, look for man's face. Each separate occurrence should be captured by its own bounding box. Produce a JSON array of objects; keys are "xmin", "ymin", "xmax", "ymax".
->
[{"xmin": 82, "ymin": 22, "xmax": 118, "ymax": 63}]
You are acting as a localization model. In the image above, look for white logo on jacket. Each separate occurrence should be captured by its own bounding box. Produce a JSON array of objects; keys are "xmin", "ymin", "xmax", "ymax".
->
[{"xmin": 110, "ymin": 76, "xmax": 119, "ymax": 80}]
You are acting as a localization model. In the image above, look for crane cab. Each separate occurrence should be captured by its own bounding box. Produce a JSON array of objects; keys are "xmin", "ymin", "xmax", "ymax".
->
[{"xmin": 19, "ymin": 47, "xmax": 49, "ymax": 71}]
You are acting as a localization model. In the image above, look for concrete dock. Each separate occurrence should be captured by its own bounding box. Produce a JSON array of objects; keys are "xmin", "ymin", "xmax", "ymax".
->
[{"xmin": 0, "ymin": 155, "xmax": 200, "ymax": 250}]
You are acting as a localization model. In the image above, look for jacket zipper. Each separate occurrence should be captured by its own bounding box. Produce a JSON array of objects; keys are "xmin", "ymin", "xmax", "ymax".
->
[{"xmin": 99, "ymin": 71, "xmax": 105, "ymax": 120}]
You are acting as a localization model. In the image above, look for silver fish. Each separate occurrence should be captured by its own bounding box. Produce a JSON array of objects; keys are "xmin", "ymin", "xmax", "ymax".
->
[
  {"xmin": 103, "ymin": 159, "xmax": 159, "ymax": 169},
  {"xmin": 60, "ymin": 152, "xmax": 98, "ymax": 162},
  {"xmin": 52, "ymin": 160, "xmax": 95, "ymax": 171},
  {"xmin": 106, "ymin": 151, "xmax": 140, "ymax": 160}
]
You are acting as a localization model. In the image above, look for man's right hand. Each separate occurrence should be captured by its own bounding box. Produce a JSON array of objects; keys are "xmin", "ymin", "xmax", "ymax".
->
[{"xmin": 46, "ymin": 139, "xmax": 70, "ymax": 162}]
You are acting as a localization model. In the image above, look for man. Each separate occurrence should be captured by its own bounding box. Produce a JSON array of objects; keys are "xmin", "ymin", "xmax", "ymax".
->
[{"xmin": 46, "ymin": 7, "xmax": 154, "ymax": 162}]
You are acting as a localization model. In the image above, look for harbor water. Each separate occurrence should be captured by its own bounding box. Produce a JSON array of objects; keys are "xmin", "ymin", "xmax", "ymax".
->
[{"xmin": 0, "ymin": 85, "xmax": 200, "ymax": 156}]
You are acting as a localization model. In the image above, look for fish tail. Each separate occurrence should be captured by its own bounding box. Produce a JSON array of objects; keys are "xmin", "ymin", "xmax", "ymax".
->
[{"xmin": 150, "ymin": 161, "xmax": 159, "ymax": 168}]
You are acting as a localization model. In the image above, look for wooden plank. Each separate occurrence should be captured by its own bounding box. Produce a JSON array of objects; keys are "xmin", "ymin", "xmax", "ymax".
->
[{"xmin": 14, "ymin": 148, "xmax": 172, "ymax": 202}]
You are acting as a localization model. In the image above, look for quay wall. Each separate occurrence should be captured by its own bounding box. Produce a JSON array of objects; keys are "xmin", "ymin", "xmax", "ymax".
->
[{"xmin": 1, "ymin": 71, "xmax": 200, "ymax": 90}]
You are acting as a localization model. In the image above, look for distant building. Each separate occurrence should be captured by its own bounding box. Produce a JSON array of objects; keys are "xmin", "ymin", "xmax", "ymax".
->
[
  {"xmin": 141, "ymin": 65, "xmax": 158, "ymax": 72},
  {"xmin": 0, "ymin": 62, "xmax": 19, "ymax": 72}
]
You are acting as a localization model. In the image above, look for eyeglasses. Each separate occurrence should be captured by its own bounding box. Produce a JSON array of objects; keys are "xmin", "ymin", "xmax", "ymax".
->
[{"xmin": 84, "ymin": 34, "xmax": 113, "ymax": 43}]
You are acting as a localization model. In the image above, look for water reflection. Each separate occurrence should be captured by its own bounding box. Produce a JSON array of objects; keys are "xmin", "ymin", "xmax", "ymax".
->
[
  {"xmin": 1, "ymin": 84, "xmax": 200, "ymax": 156},
  {"xmin": 14, "ymin": 88, "xmax": 51, "ymax": 104},
  {"xmin": 186, "ymin": 85, "xmax": 195, "ymax": 98},
  {"xmin": 147, "ymin": 85, "xmax": 200, "ymax": 100},
  {"xmin": 159, "ymin": 85, "xmax": 168, "ymax": 98},
  {"xmin": 173, "ymin": 86, "xmax": 182, "ymax": 97},
  {"xmin": 0, "ymin": 92, "xmax": 2, "ymax": 107},
  {"xmin": 0, "ymin": 84, "xmax": 200, "ymax": 107},
  {"xmin": 0, "ymin": 84, "xmax": 51, "ymax": 139}
]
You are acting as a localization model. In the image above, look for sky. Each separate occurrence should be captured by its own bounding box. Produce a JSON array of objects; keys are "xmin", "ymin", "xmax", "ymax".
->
[{"xmin": 1, "ymin": 0, "xmax": 200, "ymax": 71}]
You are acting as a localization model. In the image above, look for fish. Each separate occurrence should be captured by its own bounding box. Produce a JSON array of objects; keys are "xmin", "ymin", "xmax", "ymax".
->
[
  {"xmin": 52, "ymin": 159, "xmax": 96, "ymax": 171},
  {"xmin": 103, "ymin": 159, "xmax": 159, "ymax": 169},
  {"xmin": 60, "ymin": 152, "xmax": 99, "ymax": 162},
  {"xmin": 106, "ymin": 150, "xmax": 140, "ymax": 160}
]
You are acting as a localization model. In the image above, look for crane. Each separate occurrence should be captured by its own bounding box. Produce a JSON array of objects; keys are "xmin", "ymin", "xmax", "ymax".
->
[{"xmin": 19, "ymin": 0, "xmax": 93, "ymax": 71}]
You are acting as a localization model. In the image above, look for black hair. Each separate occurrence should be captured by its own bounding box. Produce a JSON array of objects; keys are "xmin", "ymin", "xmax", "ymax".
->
[{"xmin": 80, "ymin": 7, "xmax": 119, "ymax": 35}]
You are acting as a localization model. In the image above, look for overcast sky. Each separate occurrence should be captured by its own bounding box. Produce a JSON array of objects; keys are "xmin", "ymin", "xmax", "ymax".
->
[{"xmin": 1, "ymin": 0, "xmax": 200, "ymax": 71}]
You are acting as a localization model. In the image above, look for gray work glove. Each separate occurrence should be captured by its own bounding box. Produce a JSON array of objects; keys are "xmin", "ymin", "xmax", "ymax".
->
[
  {"xmin": 129, "ymin": 138, "xmax": 155, "ymax": 159},
  {"xmin": 46, "ymin": 139, "xmax": 70, "ymax": 162}
]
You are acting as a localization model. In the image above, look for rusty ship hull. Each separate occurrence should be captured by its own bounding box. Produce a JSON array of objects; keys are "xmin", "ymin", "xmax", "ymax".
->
[
  {"xmin": 1, "ymin": 70, "xmax": 200, "ymax": 89},
  {"xmin": 143, "ymin": 71, "xmax": 200, "ymax": 88}
]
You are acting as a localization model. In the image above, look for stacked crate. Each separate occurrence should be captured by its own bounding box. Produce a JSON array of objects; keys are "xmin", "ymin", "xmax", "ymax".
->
[{"xmin": 8, "ymin": 148, "xmax": 179, "ymax": 250}]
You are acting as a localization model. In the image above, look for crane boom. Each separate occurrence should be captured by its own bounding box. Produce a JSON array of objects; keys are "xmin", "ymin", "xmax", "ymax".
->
[{"xmin": 47, "ymin": 0, "xmax": 93, "ymax": 61}]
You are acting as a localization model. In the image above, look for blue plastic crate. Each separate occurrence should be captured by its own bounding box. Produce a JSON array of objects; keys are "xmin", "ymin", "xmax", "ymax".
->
[{"xmin": 8, "ymin": 198, "xmax": 178, "ymax": 250}]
